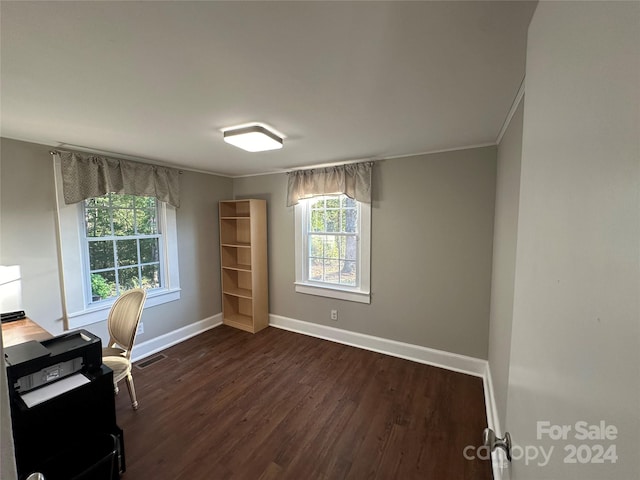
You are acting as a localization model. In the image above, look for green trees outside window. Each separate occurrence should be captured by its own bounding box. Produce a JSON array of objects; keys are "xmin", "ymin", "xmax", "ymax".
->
[
  {"xmin": 84, "ymin": 193, "xmax": 162, "ymax": 302},
  {"xmin": 307, "ymin": 195, "xmax": 358, "ymax": 286}
]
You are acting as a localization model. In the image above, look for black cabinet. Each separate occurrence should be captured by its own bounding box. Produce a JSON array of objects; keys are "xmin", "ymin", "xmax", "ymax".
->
[{"xmin": 10, "ymin": 365, "xmax": 125, "ymax": 480}]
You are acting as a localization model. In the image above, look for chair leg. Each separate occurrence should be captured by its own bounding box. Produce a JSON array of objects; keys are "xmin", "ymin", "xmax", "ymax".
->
[{"xmin": 125, "ymin": 372, "xmax": 139, "ymax": 410}]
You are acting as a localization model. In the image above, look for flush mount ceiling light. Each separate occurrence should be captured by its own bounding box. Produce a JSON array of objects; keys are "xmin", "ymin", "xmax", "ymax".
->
[{"xmin": 222, "ymin": 123, "xmax": 284, "ymax": 152}]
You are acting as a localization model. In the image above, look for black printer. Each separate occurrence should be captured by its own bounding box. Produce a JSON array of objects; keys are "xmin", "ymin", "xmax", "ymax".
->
[
  {"xmin": 4, "ymin": 329, "xmax": 102, "ymax": 400},
  {"xmin": 5, "ymin": 329, "xmax": 126, "ymax": 479}
]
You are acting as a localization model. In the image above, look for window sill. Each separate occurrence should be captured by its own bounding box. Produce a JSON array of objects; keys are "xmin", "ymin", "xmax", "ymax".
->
[
  {"xmin": 294, "ymin": 282, "xmax": 370, "ymax": 304},
  {"xmin": 66, "ymin": 288, "xmax": 181, "ymax": 329}
]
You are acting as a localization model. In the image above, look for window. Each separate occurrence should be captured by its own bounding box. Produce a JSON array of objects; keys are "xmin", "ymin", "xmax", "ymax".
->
[
  {"xmin": 54, "ymin": 158, "xmax": 180, "ymax": 329},
  {"xmin": 83, "ymin": 193, "xmax": 163, "ymax": 303},
  {"xmin": 295, "ymin": 194, "xmax": 371, "ymax": 303}
]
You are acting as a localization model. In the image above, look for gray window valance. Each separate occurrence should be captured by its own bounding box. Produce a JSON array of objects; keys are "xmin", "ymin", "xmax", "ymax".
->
[
  {"xmin": 286, "ymin": 161, "xmax": 373, "ymax": 207},
  {"xmin": 59, "ymin": 151, "xmax": 181, "ymax": 208}
]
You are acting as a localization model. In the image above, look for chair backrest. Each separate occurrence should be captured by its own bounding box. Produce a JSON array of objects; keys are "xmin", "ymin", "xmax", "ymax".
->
[{"xmin": 106, "ymin": 288, "xmax": 147, "ymax": 358}]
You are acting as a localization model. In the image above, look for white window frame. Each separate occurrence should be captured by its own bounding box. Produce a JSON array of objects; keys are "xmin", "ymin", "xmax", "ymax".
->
[
  {"xmin": 294, "ymin": 195, "xmax": 371, "ymax": 304},
  {"xmin": 54, "ymin": 157, "xmax": 181, "ymax": 329}
]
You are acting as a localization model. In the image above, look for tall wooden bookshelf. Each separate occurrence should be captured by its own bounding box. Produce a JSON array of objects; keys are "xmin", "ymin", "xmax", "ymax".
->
[{"xmin": 219, "ymin": 199, "xmax": 268, "ymax": 333}]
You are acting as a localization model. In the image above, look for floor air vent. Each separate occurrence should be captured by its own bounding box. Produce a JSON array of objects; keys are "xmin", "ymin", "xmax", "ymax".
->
[{"xmin": 135, "ymin": 353, "xmax": 167, "ymax": 369}]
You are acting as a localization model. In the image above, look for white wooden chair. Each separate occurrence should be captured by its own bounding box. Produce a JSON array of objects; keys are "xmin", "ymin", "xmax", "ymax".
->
[{"xmin": 102, "ymin": 288, "xmax": 146, "ymax": 410}]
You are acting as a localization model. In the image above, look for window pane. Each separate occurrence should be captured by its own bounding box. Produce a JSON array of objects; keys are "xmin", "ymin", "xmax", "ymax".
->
[
  {"xmin": 345, "ymin": 236, "xmax": 357, "ymax": 261},
  {"xmin": 91, "ymin": 271, "xmax": 116, "ymax": 301},
  {"xmin": 310, "ymin": 198, "xmax": 324, "ymax": 209},
  {"xmin": 118, "ymin": 266, "xmax": 139, "ymax": 290},
  {"xmin": 89, "ymin": 241, "xmax": 114, "ymax": 270},
  {"xmin": 134, "ymin": 196, "xmax": 156, "ymax": 209},
  {"xmin": 340, "ymin": 261, "xmax": 356, "ymax": 286},
  {"xmin": 85, "ymin": 208, "xmax": 112, "ymax": 237},
  {"xmin": 343, "ymin": 196, "xmax": 356, "ymax": 208},
  {"xmin": 323, "ymin": 259, "xmax": 339, "ymax": 283},
  {"xmin": 325, "ymin": 209, "xmax": 339, "ymax": 232},
  {"xmin": 111, "ymin": 194, "xmax": 134, "ymax": 208},
  {"xmin": 337, "ymin": 236, "xmax": 346, "ymax": 259},
  {"xmin": 309, "ymin": 235, "xmax": 323, "ymax": 258},
  {"xmin": 325, "ymin": 197, "xmax": 340, "ymax": 209},
  {"xmin": 117, "ymin": 239, "xmax": 138, "ymax": 266},
  {"xmin": 309, "ymin": 258, "xmax": 323, "ymax": 281},
  {"xmin": 136, "ymin": 208, "xmax": 158, "ymax": 235},
  {"xmin": 324, "ymin": 235, "xmax": 339, "ymax": 259},
  {"xmin": 141, "ymin": 264, "xmax": 160, "ymax": 289},
  {"xmin": 343, "ymin": 208, "xmax": 358, "ymax": 233},
  {"xmin": 140, "ymin": 238, "xmax": 159, "ymax": 263},
  {"xmin": 113, "ymin": 208, "xmax": 136, "ymax": 236},
  {"xmin": 310, "ymin": 210, "xmax": 325, "ymax": 232}
]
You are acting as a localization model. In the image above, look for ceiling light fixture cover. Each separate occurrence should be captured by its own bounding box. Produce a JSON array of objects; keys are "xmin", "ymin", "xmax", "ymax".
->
[{"xmin": 223, "ymin": 124, "xmax": 283, "ymax": 152}]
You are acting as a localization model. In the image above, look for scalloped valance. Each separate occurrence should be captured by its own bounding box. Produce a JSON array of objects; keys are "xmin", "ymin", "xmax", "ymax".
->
[
  {"xmin": 286, "ymin": 161, "xmax": 373, "ymax": 207},
  {"xmin": 59, "ymin": 151, "xmax": 181, "ymax": 207}
]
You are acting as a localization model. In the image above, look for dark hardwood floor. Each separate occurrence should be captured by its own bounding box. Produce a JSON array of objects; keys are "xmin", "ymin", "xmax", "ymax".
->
[{"xmin": 114, "ymin": 326, "xmax": 492, "ymax": 480}]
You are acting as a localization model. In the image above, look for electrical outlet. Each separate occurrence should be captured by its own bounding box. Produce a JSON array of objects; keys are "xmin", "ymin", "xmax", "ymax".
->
[
  {"xmin": 330, "ymin": 309, "xmax": 338, "ymax": 321},
  {"xmin": 136, "ymin": 322, "xmax": 144, "ymax": 335}
]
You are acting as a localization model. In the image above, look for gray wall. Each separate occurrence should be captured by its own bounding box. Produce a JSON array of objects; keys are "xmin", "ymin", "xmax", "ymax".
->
[
  {"xmin": 0, "ymin": 139, "xmax": 63, "ymax": 329},
  {"xmin": 0, "ymin": 137, "xmax": 232, "ymax": 343},
  {"xmin": 234, "ymin": 146, "xmax": 496, "ymax": 359},
  {"xmin": 0, "ymin": 138, "xmax": 497, "ymax": 360},
  {"xmin": 488, "ymin": 98, "xmax": 524, "ymax": 431},
  {"xmin": 506, "ymin": 2, "xmax": 639, "ymax": 478}
]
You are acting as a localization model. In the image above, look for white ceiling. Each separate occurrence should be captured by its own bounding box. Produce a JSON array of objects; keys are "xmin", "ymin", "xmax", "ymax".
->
[{"xmin": 0, "ymin": 1, "xmax": 536, "ymax": 177}]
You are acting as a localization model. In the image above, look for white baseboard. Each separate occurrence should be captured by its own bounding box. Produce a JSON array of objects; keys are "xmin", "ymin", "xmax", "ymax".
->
[
  {"xmin": 483, "ymin": 363, "xmax": 501, "ymax": 434},
  {"xmin": 131, "ymin": 313, "xmax": 222, "ymax": 363},
  {"xmin": 483, "ymin": 363, "xmax": 512, "ymax": 480},
  {"xmin": 269, "ymin": 314, "xmax": 487, "ymax": 377}
]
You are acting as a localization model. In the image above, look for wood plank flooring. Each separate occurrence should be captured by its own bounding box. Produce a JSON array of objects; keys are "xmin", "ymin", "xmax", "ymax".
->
[{"xmin": 115, "ymin": 326, "xmax": 492, "ymax": 480}]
